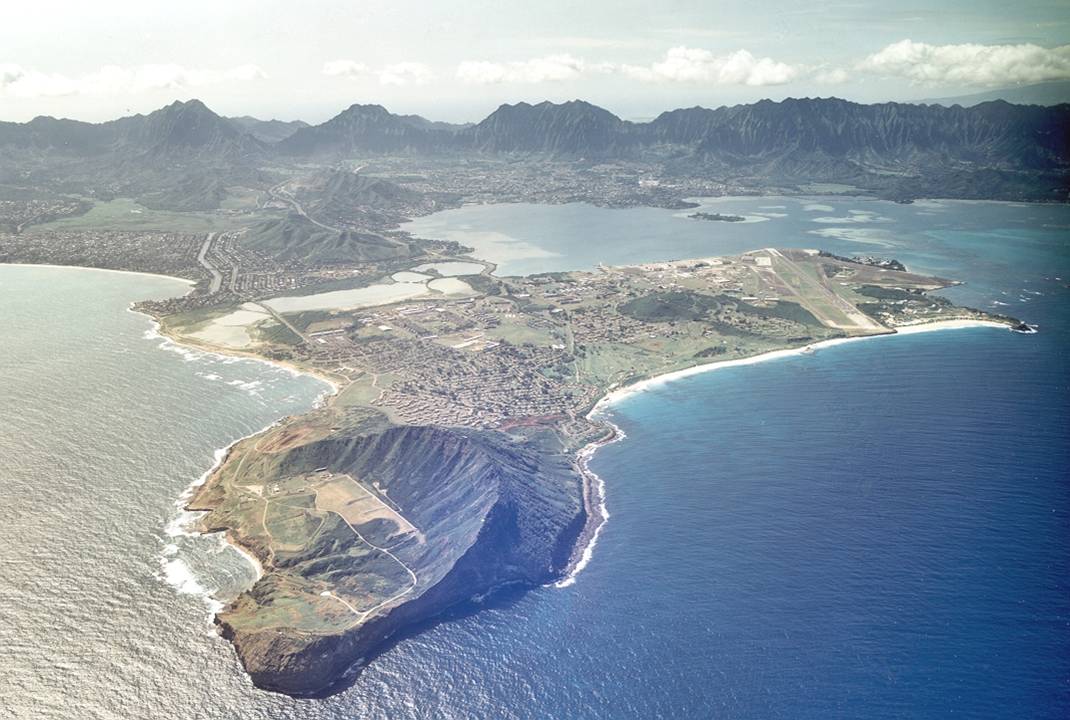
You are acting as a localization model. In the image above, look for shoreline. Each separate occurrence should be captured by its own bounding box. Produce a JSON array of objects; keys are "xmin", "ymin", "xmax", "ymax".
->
[
  {"xmin": 160, "ymin": 401, "xmax": 302, "ymax": 605},
  {"xmin": 148, "ymin": 331, "xmax": 335, "ymax": 586},
  {"xmin": 223, "ymin": 530, "xmax": 266, "ymax": 580},
  {"xmin": 593, "ymin": 319, "xmax": 1009, "ymax": 412},
  {"xmin": 552, "ymin": 419, "xmax": 622, "ymax": 588},
  {"xmin": 22, "ymin": 261, "xmax": 1013, "ymax": 600},
  {"xmin": 0, "ymin": 261, "xmax": 198, "ymax": 286},
  {"xmin": 558, "ymin": 317, "xmax": 1012, "ymax": 585},
  {"xmin": 132, "ymin": 315, "xmax": 338, "ymax": 606},
  {"xmin": 157, "ymin": 407, "xmax": 294, "ymax": 616},
  {"xmin": 0, "ymin": 262, "xmax": 286, "ymax": 588},
  {"xmin": 138, "ymin": 311, "xmax": 343, "ymax": 395},
  {"xmin": 45, "ymin": 259, "xmax": 1012, "ymax": 604}
]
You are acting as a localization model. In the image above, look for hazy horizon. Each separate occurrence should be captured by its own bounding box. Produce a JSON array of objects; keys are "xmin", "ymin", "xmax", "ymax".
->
[{"xmin": 2, "ymin": 1, "xmax": 1068, "ymax": 124}]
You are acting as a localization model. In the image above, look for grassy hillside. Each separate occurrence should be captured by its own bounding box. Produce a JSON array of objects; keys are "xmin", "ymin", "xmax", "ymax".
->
[{"xmin": 243, "ymin": 213, "xmax": 413, "ymax": 265}]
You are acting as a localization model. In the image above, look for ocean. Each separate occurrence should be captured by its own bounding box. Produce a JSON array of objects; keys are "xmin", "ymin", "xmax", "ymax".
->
[{"xmin": 0, "ymin": 197, "xmax": 1066, "ymax": 719}]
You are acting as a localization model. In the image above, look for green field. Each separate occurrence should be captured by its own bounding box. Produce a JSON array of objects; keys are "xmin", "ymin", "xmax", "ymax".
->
[{"xmin": 29, "ymin": 197, "xmax": 267, "ymax": 234}]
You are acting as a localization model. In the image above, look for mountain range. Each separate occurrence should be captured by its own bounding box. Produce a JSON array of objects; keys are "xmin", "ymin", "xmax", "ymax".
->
[
  {"xmin": 923, "ymin": 81, "xmax": 1070, "ymax": 108},
  {"xmin": 1, "ymin": 96, "xmax": 1066, "ymax": 204},
  {"xmin": 4, "ymin": 96, "xmax": 1067, "ymax": 164},
  {"xmin": 0, "ymin": 99, "xmax": 264, "ymax": 159},
  {"xmin": 227, "ymin": 115, "xmax": 310, "ymax": 144}
]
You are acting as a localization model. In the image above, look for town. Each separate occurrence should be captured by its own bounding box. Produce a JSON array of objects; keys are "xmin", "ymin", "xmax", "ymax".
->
[{"xmin": 155, "ymin": 243, "xmax": 994, "ymax": 452}]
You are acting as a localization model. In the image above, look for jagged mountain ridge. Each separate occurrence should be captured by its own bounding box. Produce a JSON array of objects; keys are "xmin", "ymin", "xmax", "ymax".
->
[
  {"xmin": 227, "ymin": 115, "xmax": 310, "ymax": 143},
  {"xmin": 2, "ymin": 97, "xmax": 1066, "ymax": 170},
  {"xmin": 278, "ymin": 103, "xmax": 459, "ymax": 155},
  {"xmin": 277, "ymin": 96, "xmax": 1069, "ymax": 170},
  {"xmin": 682, "ymin": 98, "xmax": 1068, "ymax": 169},
  {"xmin": 0, "ymin": 99, "xmax": 266, "ymax": 160},
  {"xmin": 0, "ymin": 97, "xmax": 1066, "ymax": 203},
  {"xmin": 462, "ymin": 100, "xmax": 636, "ymax": 155}
]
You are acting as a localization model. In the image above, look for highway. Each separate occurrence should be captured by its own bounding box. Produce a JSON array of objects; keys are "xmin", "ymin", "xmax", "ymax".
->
[{"xmin": 196, "ymin": 232, "xmax": 223, "ymax": 293}]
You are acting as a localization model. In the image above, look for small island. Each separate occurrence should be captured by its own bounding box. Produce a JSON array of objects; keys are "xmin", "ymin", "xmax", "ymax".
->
[{"xmin": 688, "ymin": 211, "xmax": 747, "ymax": 222}]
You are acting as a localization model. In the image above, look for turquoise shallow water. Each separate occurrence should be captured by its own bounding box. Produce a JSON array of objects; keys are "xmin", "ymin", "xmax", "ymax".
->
[
  {"xmin": 405, "ymin": 196, "xmax": 1070, "ymax": 283},
  {"xmin": 0, "ymin": 197, "xmax": 1067, "ymax": 719}
]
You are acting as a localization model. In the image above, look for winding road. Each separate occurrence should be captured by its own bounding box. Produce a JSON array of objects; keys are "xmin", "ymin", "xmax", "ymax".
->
[{"xmin": 314, "ymin": 474, "xmax": 421, "ymax": 624}]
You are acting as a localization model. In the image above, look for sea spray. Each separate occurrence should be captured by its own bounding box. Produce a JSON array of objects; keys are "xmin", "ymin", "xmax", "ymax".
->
[
  {"xmin": 132, "ymin": 306, "xmax": 341, "ymax": 394},
  {"xmin": 134, "ymin": 307, "xmax": 337, "ymax": 619}
]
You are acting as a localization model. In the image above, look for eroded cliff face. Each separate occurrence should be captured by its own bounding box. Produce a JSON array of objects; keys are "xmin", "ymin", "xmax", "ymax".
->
[{"xmin": 190, "ymin": 412, "xmax": 586, "ymax": 696}]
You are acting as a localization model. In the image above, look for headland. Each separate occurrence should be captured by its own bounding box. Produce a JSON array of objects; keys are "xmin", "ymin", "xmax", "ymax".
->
[{"xmin": 146, "ymin": 246, "xmax": 1018, "ymax": 696}]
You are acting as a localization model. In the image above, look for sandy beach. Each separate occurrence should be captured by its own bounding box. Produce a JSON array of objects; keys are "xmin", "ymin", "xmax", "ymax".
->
[
  {"xmin": 138, "ymin": 310, "xmax": 343, "ymax": 397},
  {"xmin": 0, "ymin": 262, "xmax": 197, "ymax": 286},
  {"xmin": 223, "ymin": 531, "xmax": 266, "ymax": 580},
  {"xmin": 592, "ymin": 318, "xmax": 1011, "ymax": 414}
]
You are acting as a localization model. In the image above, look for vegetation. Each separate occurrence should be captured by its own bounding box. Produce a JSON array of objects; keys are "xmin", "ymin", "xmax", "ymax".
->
[
  {"xmin": 619, "ymin": 290, "xmax": 726, "ymax": 322},
  {"xmin": 256, "ymin": 321, "xmax": 304, "ymax": 346},
  {"xmin": 857, "ymin": 284, "xmax": 945, "ymax": 303},
  {"xmin": 619, "ymin": 290, "xmax": 819, "ymax": 327},
  {"xmin": 30, "ymin": 197, "xmax": 258, "ymax": 234},
  {"xmin": 243, "ymin": 214, "xmax": 413, "ymax": 265},
  {"xmin": 693, "ymin": 345, "xmax": 728, "ymax": 358}
]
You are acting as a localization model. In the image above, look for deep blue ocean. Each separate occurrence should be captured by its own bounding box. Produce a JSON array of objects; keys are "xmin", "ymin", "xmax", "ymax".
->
[
  {"xmin": 354, "ymin": 199, "xmax": 1070, "ymax": 719},
  {"xmin": 1, "ymin": 198, "xmax": 1067, "ymax": 719}
]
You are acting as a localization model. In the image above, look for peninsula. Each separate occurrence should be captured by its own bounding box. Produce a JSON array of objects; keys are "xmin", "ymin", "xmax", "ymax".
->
[
  {"xmin": 155, "ymin": 246, "xmax": 1013, "ymax": 696},
  {"xmin": 0, "ymin": 95, "xmax": 1043, "ymax": 697}
]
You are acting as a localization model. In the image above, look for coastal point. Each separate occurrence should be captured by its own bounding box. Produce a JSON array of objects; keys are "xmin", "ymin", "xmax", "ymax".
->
[{"xmin": 143, "ymin": 243, "xmax": 1017, "ymax": 695}]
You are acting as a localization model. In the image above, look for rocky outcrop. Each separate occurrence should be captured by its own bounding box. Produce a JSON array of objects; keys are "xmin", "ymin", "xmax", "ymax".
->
[
  {"xmin": 461, "ymin": 100, "xmax": 637, "ymax": 156},
  {"xmin": 278, "ymin": 103, "xmax": 459, "ymax": 155}
]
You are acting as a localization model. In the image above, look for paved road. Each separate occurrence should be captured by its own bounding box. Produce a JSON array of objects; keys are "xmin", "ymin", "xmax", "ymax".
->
[
  {"xmin": 313, "ymin": 474, "xmax": 421, "ymax": 624},
  {"xmin": 269, "ymin": 182, "xmax": 341, "ymax": 233},
  {"xmin": 196, "ymin": 232, "xmax": 223, "ymax": 293},
  {"xmin": 254, "ymin": 301, "xmax": 308, "ymax": 343}
]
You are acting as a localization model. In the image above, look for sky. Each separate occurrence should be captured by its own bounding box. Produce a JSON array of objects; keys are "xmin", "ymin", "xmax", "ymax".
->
[{"xmin": 1, "ymin": 0, "xmax": 1068, "ymax": 123}]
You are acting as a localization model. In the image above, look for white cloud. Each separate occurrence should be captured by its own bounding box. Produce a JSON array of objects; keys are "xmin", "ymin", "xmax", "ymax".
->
[
  {"xmin": 456, "ymin": 54, "xmax": 597, "ymax": 84},
  {"xmin": 378, "ymin": 62, "xmax": 433, "ymax": 86},
  {"xmin": 621, "ymin": 47, "xmax": 799, "ymax": 86},
  {"xmin": 322, "ymin": 59, "xmax": 370, "ymax": 78},
  {"xmin": 457, "ymin": 48, "xmax": 799, "ymax": 86},
  {"xmin": 322, "ymin": 59, "xmax": 433, "ymax": 86},
  {"xmin": 859, "ymin": 40, "xmax": 1070, "ymax": 86},
  {"xmin": 0, "ymin": 64, "xmax": 25, "ymax": 87},
  {"xmin": 815, "ymin": 67, "xmax": 849, "ymax": 85},
  {"xmin": 0, "ymin": 62, "xmax": 266, "ymax": 98},
  {"xmin": 455, "ymin": 61, "xmax": 507, "ymax": 85}
]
